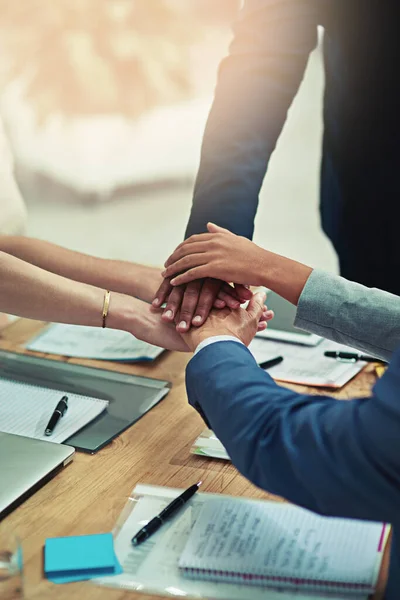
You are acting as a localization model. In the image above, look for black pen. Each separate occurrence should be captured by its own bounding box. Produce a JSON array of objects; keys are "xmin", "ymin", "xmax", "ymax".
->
[
  {"xmin": 44, "ymin": 395, "xmax": 68, "ymax": 436},
  {"xmin": 259, "ymin": 356, "xmax": 284, "ymax": 370},
  {"xmin": 131, "ymin": 481, "xmax": 201, "ymax": 546},
  {"xmin": 324, "ymin": 351, "xmax": 386, "ymax": 363}
]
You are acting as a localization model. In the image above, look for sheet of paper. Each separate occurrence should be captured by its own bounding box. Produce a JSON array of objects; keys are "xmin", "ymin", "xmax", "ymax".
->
[
  {"xmin": 191, "ymin": 430, "xmax": 229, "ymax": 460},
  {"xmin": 0, "ymin": 377, "xmax": 108, "ymax": 443},
  {"xmin": 249, "ymin": 338, "xmax": 367, "ymax": 388},
  {"xmin": 45, "ymin": 533, "xmax": 122, "ymax": 583},
  {"xmin": 179, "ymin": 499, "xmax": 384, "ymax": 594},
  {"xmin": 26, "ymin": 324, "xmax": 164, "ymax": 362},
  {"xmin": 96, "ymin": 485, "xmax": 367, "ymax": 600}
]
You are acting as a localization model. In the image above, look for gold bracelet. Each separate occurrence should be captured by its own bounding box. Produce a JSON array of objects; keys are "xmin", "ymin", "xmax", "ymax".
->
[{"xmin": 102, "ymin": 290, "xmax": 111, "ymax": 328}]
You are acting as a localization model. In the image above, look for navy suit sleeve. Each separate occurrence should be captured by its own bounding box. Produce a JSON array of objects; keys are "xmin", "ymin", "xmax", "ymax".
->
[
  {"xmin": 186, "ymin": 341, "xmax": 400, "ymax": 524},
  {"xmin": 185, "ymin": 0, "xmax": 318, "ymax": 239}
]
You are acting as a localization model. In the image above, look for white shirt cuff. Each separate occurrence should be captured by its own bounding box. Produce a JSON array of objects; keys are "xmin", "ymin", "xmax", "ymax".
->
[{"xmin": 194, "ymin": 335, "xmax": 244, "ymax": 355}]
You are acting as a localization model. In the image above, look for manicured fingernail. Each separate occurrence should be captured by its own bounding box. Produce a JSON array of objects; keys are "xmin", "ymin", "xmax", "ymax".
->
[
  {"xmin": 193, "ymin": 316, "xmax": 202, "ymax": 324},
  {"xmin": 179, "ymin": 321, "xmax": 187, "ymax": 330},
  {"xmin": 164, "ymin": 310, "xmax": 173, "ymax": 319},
  {"xmin": 152, "ymin": 298, "xmax": 159, "ymax": 306}
]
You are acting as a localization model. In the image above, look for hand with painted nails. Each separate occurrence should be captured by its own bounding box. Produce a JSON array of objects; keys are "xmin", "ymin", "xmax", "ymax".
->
[
  {"xmin": 152, "ymin": 277, "xmax": 253, "ymax": 333},
  {"xmin": 180, "ymin": 291, "xmax": 273, "ymax": 352},
  {"xmin": 161, "ymin": 222, "xmax": 314, "ymax": 307},
  {"xmin": 163, "ymin": 223, "xmax": 267, "ymax": 289}
]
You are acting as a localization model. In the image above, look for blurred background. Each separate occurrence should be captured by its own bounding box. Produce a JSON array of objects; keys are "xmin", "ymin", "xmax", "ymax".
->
[{"xmin": 0, "ymin": 0, "xmax": 337, "ymax": 272}]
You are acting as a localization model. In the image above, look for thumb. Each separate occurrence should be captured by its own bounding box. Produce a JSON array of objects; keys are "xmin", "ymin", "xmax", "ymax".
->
[
  {"xmin": 207, "ymin": 222, "xmax": 232, "ymax": 235},
  {"xmin": 246, "ymin": 291, "xmax": 266, "ymax": 320}
]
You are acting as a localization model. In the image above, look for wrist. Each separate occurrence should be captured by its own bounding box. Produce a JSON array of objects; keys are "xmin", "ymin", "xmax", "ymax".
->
[
  {"xmin": 184, "ymin": 328, "xmax": 239, "ymax": 352},
  {"xmin": 106, "ymin": 292, "xmax": 139, "ymax": 333},
  {"xmin": 259, "ymin": 250, "xmax": 313, "ymax": 305}
]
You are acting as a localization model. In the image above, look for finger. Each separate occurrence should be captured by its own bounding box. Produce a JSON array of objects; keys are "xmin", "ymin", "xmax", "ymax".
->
[
  {"xmin": 213, "ymin": 299, "xmax": 226, "ymax": 309},
  {"xmin": 191, "ymin": 279, "xmax": 222, "ymax": 326},
  {"xmin": 219, "ymin": 283, "xmax": 242, "ymax": 302},
  {"xmin": 170, "ymin": 266, "xmax": 208, "ymax": 287},
  {"xmin": 176, "ymin": 280, "xmax": 203, "ymax": 332},
  {"xmin": 164, "ymin": 237, "xmax": 214, "ymax": 267},
  {"xmin": 152, "ymin": 277, "xmax": 173, "ymax": 307},
  {"xmin": 161, "ymin": 285, "xmax": 185, "ymax": 322},
  {"xmin": 163, "ymin": 252, "xmax": 206, "ymax": 279},
  {"xmin": 246, "ymin": 291, "xmax": 267, "ymax": 320},
  {"xmin": 259, "ymin": 309, "xmax": 274, "ymax": 322},
  {"xmin": 207, "ymin": 222, "xmax": 232, "ymax": 235},
  {"xmin": 218, "ymin": 290, "xmax": 240, "ymax": 309},
  {"xmin": 234, "ymin": 283, "xmax": 253, "ymax": 301},
  {"xmin": 257, "ymin": 321, "xmax": 268, "ymax": 332}
]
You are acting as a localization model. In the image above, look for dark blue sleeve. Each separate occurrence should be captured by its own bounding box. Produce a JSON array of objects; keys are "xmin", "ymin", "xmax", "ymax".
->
[
  {"xmin": 186, "ymin": 341, "xmax": 400, "ymax": 523},
  {"xmin": 185, "ymin": 0, "xmax": 318, "ymax": 239}
]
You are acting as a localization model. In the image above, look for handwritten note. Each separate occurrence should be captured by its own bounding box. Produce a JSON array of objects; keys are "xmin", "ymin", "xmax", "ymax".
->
[
  {"xmin": 179, "ymin": 499, "xmax": 384, "ymax": 593},
  {"xmin": 249, "ymin": 338, "xmax": 367, "ymax": 388}
]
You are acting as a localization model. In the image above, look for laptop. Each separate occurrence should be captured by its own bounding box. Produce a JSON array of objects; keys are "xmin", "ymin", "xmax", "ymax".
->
[{"xmin": 0, "ymin": 432, "xmax": 74, "ymax": 520}]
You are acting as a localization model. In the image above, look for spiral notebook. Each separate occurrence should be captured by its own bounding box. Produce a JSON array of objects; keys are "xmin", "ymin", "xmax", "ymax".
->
[
  {"xmin": 0, "ymin": 377, "xmax": 109, "ymax": 444},
  {"xmin": 179, "ymin": 498, "xmax": 388, "ymax": 595}
]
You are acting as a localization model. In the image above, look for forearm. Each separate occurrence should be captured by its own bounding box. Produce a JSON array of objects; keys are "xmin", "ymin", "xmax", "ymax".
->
[
  {"xmin": 186, "ymin": 1, "xmax": 317, "ymax": 239},
  {"xmin": 258, "ymin": 248, "xmax": 313, "ymax": 305},
  {"xmin": 187, "ymin": 342, "xmax": 400, "ymax": 523},
  {"xmin": 0, "ymin": 236, "xmax": 162, "ymax": 303},
  {"xmin": 294, "ymin": 270, "xmax": 400, "ymax": 360},
  {"xmin": 0, "ymin": 250, "xmax": 134, "ymax": 329}
]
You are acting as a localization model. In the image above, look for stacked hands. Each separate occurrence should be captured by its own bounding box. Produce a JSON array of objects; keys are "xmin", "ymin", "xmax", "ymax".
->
[{"xmin": 150, "ymin": 223, "xmax": 274, "ymax": 352}]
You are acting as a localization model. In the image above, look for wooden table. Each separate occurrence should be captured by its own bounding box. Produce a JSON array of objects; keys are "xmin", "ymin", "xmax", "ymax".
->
[{"xmin": 0, "ymin": 320, "xmax": 390, "ymax": 600}]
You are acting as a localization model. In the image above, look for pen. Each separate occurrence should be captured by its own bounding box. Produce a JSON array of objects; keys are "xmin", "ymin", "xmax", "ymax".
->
[
  {"xmin": 258, "ymin": 356, "xmax": 284, "ymax": 370},
  {"xmin": 324, "ymin": 351, "xmax": 387, "ymax": 363},
  {"xmin": 44, "ymin": 395, "xmax": 68, "ymax": 436},
  {"xmin": 131, "ymin": 481, "xmax": 201, "ymax": 546}
]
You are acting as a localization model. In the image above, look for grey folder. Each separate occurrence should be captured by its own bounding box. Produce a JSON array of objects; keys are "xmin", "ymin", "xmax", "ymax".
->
[{"xmin": 0, "ymin": 350, "xmax": 171, "ymax": 453}]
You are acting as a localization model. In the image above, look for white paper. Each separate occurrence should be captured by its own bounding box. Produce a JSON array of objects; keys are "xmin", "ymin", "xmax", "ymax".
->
[
  {"xmin": 96, "ymin": 485, "xmax": 368, "ymax": 600},
  {"xmin": 26, "ymin": 324, "xmax": 164, "ymax": 362},
  {"xmin": 249, "ymin": 339, "xmax": 367, "ymax": 388},
  {"xmin": 192, "ymin": 433, "xmax": 229, "ymax": 460},
  {"xmin": 180, "ymin": 499, "xmax": 383, "ymax": 594},
  {"xmin": 0, "ymin": 377, "xmax": 108, "ymax": 443}
]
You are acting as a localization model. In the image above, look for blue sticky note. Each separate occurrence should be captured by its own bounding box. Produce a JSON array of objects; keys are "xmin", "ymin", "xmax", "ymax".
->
[{"xmin": 45, "ymin": 532, "xmax": 123, "ymax": 584}]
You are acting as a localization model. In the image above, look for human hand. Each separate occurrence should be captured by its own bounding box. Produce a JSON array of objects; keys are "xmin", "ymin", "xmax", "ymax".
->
[
  {"xmin": 181, "ymin": 291, "xmax": 273, "ymax": 352},
  {"xmin": 112, "ymin": 294, "xmax": 189, "ymax": 352},
  {"xmin": 152, "ymin": 277, "xmax": 253, "ymax": 333},
  {"xmin": 162, "ymin": 223, "xmax": 268, "ymax": 288}
]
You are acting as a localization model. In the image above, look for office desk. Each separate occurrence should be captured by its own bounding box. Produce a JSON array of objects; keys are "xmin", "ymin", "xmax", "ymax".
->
[{"xmin": 0, "ymin": 319, "xmax": 390, "ymax": 600}]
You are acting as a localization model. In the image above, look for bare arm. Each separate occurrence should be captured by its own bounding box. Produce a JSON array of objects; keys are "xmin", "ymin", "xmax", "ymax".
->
[
  {"xmin": 0, "ymin": 236, "xmax": 162, "ymax": 304},
  {"xmin": 0, "ymin": 251, "xmax": 188, "ymax": 351}
]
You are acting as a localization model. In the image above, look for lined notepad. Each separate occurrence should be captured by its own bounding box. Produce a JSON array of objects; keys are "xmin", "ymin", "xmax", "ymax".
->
[
  {"xmin": 0, "ymin": 377, "xmax": 108, "ymax": 443},
  {"xmin": 27, "ymin": 324, "xmax": 164, "ymax": 362},
  {"xmin": 179, "ymin": 499, "xmax": 386, "ymax": 595}
]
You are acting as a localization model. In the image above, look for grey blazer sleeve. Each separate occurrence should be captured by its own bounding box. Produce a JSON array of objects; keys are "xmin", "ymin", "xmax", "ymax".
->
[{"xmin": 294, "ymin": 269, "xmax": 400, "ymax": 361}]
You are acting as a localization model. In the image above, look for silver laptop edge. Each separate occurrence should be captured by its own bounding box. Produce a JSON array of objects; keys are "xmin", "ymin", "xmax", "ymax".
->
[{"xmin": 0, "ymin": 432, "xmax": 74, "ymax": 520}]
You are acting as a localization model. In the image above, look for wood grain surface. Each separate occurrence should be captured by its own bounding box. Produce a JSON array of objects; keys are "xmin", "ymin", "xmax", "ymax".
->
[{"xmin": 0, "ymin": 319, "xmax": 390, "ymax": 600}]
